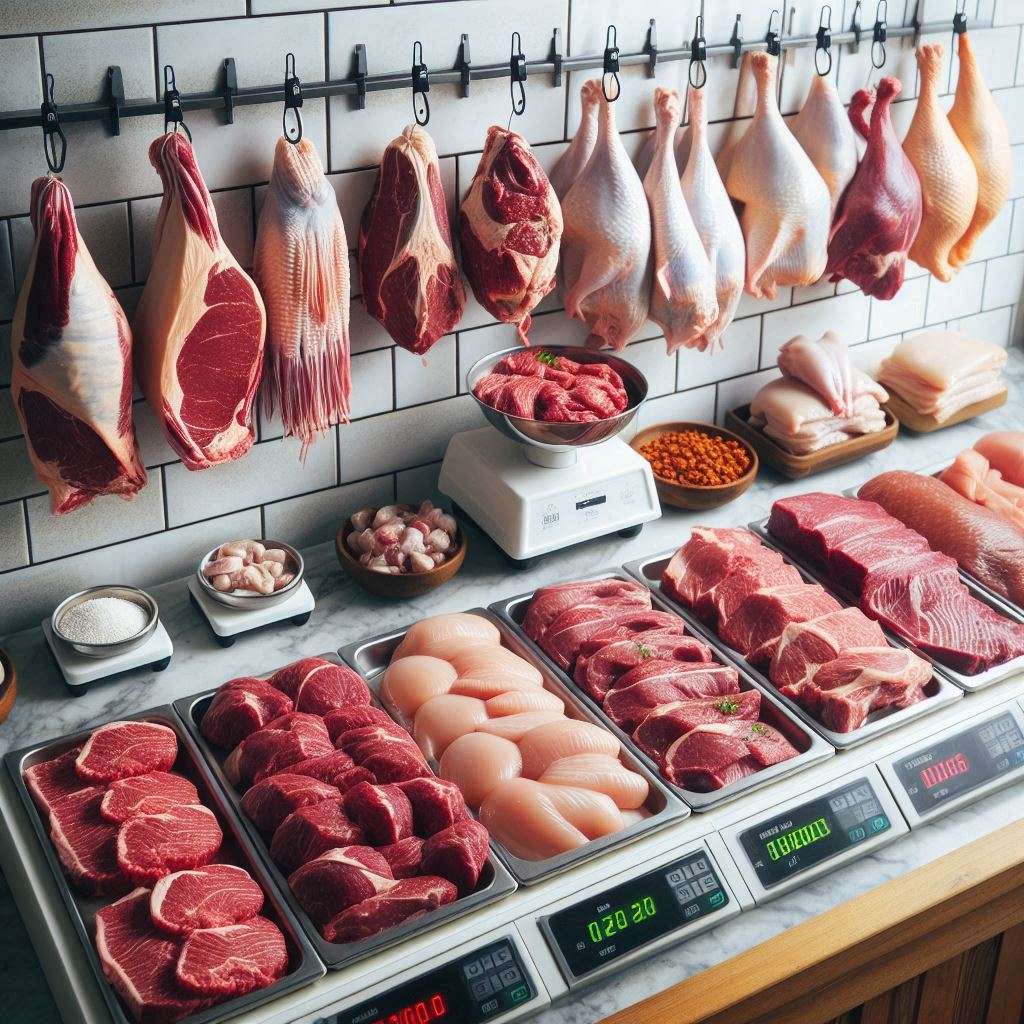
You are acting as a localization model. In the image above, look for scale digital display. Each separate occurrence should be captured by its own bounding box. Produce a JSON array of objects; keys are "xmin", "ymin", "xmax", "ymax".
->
[
  {"xmin": 739, "ymin": 777, "xmax": 891, "ymax": 889},
  {"xmin": 893, "ymin": 711, "xmax": 1024, "ymax": 816},
  {"xmin": 331, "ymin": 939, "xmax": 534, "ymax": 1024},
  {"xmin": 544, "ymin": 849, "xmax": 729, "ymax": 980}
]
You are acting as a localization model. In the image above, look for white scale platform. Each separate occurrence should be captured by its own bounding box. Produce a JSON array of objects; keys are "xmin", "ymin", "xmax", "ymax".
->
[
  {"xmin": 41, "ymin": 618, "xmax": 173, "ymax": 696},
  {"xmin": 187, "ymin": 577, "xmax": 315, "ymax": 647}
]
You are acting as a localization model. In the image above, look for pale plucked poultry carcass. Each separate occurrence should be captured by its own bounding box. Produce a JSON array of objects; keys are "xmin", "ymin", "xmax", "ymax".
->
[
  {"xmin": 947, "ymin": 31, "xmax": 1013, "ymax": 270},
  {"xmin": 903, "ymin": 43, "xmax": 978, "ymax": 282},
  {"xmin": 826, "ymin": 79, "xmax": 922, "ymax": 300},
  {"xmin": 561, "ymin": 84, "xmax": 651, "ymax": 351},
  {"xmin": 681, "ymin": 84, "xmax": 745, "ymax": 353},
  {"xmin": 549, "ymin": 80, "xmax": 601, "ymax": 201},
  {"xmin": 11, "ymin": 176, "xmax": 146, "ymax": 513},
  {"xmin": 790, "ymin": 73, "xmax": 859, "ymax": 216},
  {"xmin": 459, "ymin": 126, "xmax": 562, "ymax": 344},
  {"xmin": 134, "ymin": 133, "xmax": 265, "ymax": 470},
  {"xmin": 725, "ymin": 53, "xmax": 831, "ymax": 299},
  {"xmin": 642, "ymin": 87, "xmax": 717, "ymax": 353},
  {"xmin": 777, "ymin": 331, "xmax": 855, "ymax": 416},
  {"xmin": 254, "ymin": 137, "xmax": 349, "ymax": 459},
  {"xmin": 358, "ymin": 125, "xmax": 465, "ymax": 356}
]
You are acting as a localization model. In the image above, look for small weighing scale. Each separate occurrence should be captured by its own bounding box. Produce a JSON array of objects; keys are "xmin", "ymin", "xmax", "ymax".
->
[
  {"xmin": 187, "ymin": 575, "xmax": 315, "ymax": 648},
  {"xmin": 440, "ymin": 346, "xmax": 660, "ymax": 567}
]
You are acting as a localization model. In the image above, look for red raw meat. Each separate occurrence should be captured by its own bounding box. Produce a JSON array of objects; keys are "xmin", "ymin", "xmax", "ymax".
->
[
  {"xmin": 358, "ymin": 124, "xmax": 465, "ymax": 354},
  {"xmin": 663, "ymin": 721, "xmax": 798, "ymax": 791},
  {"xmin": 573, "ymin": 616, "xmax": 688, "ymax": 677},
  {"xmin": 323, "ymin": 705, "xmax": 395, "ymax": 742},
  {"xmin": 602, "ymin": 666, "xmax": 742, "ymax": 733},
  {"xmin": 827, "ymin": 523, "xmax": 932, "ymax": 594},
  {"xmin": 288, "ymin": 846, "xmax": 395, "ymax": 926},
  {"xmin": 95, "ymin": 888, "xmax": 212, "ymax": 1024},
  {"xmin": 270, "ymin": 658, "xmax": 371, "ymax": 715},
  {"xmin": 632, "ymin": 691, "xmax": 762, "ymax": 761},
  {"xmin": 360, "ymin": 746, "xmax": 431, "ymax": 785},
  {"xmin": 661, "ymin": 528, "xmax": 764, "ymax": 609},
  {"xmin": 227, "ymin": 713, "xmax": 333, "ymax": 787},
  {"xmin": 49, "ymin": 786, "xmax": 125, "ymax": 895},
  {"xmin": 397, "ymin": 777, "xmax": 467, "ymax": 837},
  {"xmin": 75, "ymin": 721, "xmax": 178, "ymax": 784},
  {"xmin": 285, "ymin": 749, "xmax": 356, "ymax": 786},
  {"xmin": 541, "ymin": 605, "xmax": 667, "ymax": 672},
  {"xmin": 175, "ymin": 917, "xmax": 287, "ymax": 997},
  {"xmin": 420, "ymin": 818, "xmax": 489, "ymax": 891},
  {"xmin": 149, "ymin": 864, "xmax": 265, "ymax": 936},
  {"xmin": 270, "ymin": 799, "xmax": 364, "ymax": 875},
  {"xmin": 24, "ymin": 746, "xmax": 91, "ymax": 818},
  {"xmin": 116, "ymin": 805, "xmax": 223, "ymax": 884},
  {"xmin": 201, "ymin": 678, "xmax": 293, "ymax": 750},
  {"xmin": 100, "ymin": 772, "xmax": 199, "ymax": 824},
  {"xmin": 322, "ymin": 876, "xmax": 457, "ymax": 944},
  {"xmin": 826, "ymin": 78, "xmax": 923, "ymax": 299},
  {"xmin": 523, "ymin": 578, "xmax": 650, "ymax": 641},
  {"xmin": 241, "ymin": 773, "xmax": 339, "ymax": 833},
  {"xmin": 767, "ymin": 492, "xmax": 891, "ymax": 566},
  {"xmin": 376, "ymin": 837, "xmax": 425, "ymax": 879},
  {"xmin": 336, "ymin": 723, "xmax": 422, "ymax": 762},
  {"xmin": 693, "ymin": 551, "xmax": 799, "ymax": 627},
  {"xmin": 342, "ymin": 782, "xmax": 414, "ymax": 845}
]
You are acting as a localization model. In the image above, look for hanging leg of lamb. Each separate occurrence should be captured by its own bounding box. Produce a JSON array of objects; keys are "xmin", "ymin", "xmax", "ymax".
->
[
  {"xmin": 825, "ymin": 79, "xmax": 922, "ymax": 300},
  {"xmin": 134, "ymin": 133, "xmax": 266, "ymax": 471},
  {"xmin": 254, "ymin": 137, "xmax": 350, "ymax": 459},
  {"xmin": 549, "ymin": 80, "xmax": 602, "ymax": 201},
  {"xmin": 358, "ymin": 125, "xmax": 465, "ymax": 356},
  {"xmin": 642, "ymin": 87, "xmax": 717, "ymax": 353},
  {"xmin": 561, "ymin": 84, "xmax": 651, "ymax": 351},
  {"xmin": 459, "ymin": 126, "xmax": 562, "ymax": 344},
  {"xmin": 11, "ymin": 176, "xmax": 146, "ymax": 513},
  {"xmin": 725, "ymin": 53, "xmax": 831, "ymax": 299}
]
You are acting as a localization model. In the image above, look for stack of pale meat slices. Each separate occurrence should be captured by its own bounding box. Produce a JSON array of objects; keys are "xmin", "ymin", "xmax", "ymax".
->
[
  {"xmin": 379, "ymin": 613, "xmax": 651, "ymax": 860},
  {"xmin": 24, "ymin": 721, "xmax": 288, "ymax": 1022},
  {"xmin": 662, "ymin": 529, "xmax": 933, "ymax": 732},
  {"xmin": 769, "ymin": 493, "xmax": 1024, "ymax": 675},
  {"xmin": 521, "ymin": 579, "xmax": 799, "ymax": 789},
  {"xmin": 200, "ymin": 656, "xmax": 489, "ymax": 944}
]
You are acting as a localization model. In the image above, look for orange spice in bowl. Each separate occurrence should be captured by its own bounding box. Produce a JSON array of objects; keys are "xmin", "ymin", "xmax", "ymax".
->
[{"xmin": 638, "ymin": 429, "xmax": 752, "ymax": 487}]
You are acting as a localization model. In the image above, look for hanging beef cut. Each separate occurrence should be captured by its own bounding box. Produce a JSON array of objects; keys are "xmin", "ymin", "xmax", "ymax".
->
[
  {"xmin": 134, "ymin": 133, "xmax": 265, "ymax": 471},
  {"xmin": 359, "ymin": 125, "xmax": 465, "ymax": 355},
  {"xmin": 459, "ymin": 126, "xmax": 562, "ymax": 343},
  {"xmin": 11, "ymin": 176, "xmax": 146, "ymax": 513}
]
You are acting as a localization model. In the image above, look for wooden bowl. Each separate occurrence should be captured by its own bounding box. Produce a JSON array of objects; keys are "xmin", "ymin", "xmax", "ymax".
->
[
  {"xmin": 0, "ymin": 648, "xmax": 17, "ymax": 724},
  {"xmin": 336, "ymin": 522, "xmax": 467, "ymax": 599},
  {"xmin": 630, "ymin": 421, "xmax": 759, "ymax": 511}
]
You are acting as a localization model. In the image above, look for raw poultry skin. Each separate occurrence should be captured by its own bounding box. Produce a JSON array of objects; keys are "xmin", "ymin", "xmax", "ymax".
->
[
  {"xmin": 561, "ymin": 83, "xmax": 652, "ymax": 350},
  {"xmin": 975, "ymin": 433, "xmax": 1024, "ymax": 487},
  {"xmin": 939, "ymin": 450, "xmax": 1024, "ymax": 532},
  {"xmin": 549, "ymin": 80, "xmax": 601, "ymax": 201},
  {"xmin": 777, "ymin": 331, "xmax": 856, "ymax": 416},
  {"xmin": 725, "ymin": 52, "xmax": 831, "ymax": 299},
  {"xmin": 11, "ymin": 176, "xmax": 146, "ymax": 513},
  {"xmin": 826, "ymin": 78, "xmax": 922, "ymax": 300},
  {"xmin": 947, "ymin": 31, "xmax": 1013, "ymax": 269},
  {"xmin": 903, "ymin": 43, "xmax": 978, "ymax": 282},
  {"xmin": 642, "ymin": 87, "xmax": 717, "ymax": 353}
]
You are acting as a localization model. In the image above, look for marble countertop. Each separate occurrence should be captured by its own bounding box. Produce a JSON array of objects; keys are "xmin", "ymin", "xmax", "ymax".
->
[{"xmin": 2, "ymin": 349, "xmax": 1023, "ymax": 1024}]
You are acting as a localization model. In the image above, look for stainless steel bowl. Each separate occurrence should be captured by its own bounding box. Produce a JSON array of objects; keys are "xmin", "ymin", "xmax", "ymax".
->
[
  {"xmin": 51, "ymin": 585, "xmax": 159, "ymax": 658},
  {"xmin": 197, "ymin": 539, "xmax": 304, "ymax": 610},
  {"xmin": 467, "ymin": 345, "xmax": 648, "ymax": 452}
]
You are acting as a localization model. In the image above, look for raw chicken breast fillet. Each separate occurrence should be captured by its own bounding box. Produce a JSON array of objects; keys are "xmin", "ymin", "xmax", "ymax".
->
[{"xmin": 539, "ymin": 754, "xmax": 649, "ymax": 810}]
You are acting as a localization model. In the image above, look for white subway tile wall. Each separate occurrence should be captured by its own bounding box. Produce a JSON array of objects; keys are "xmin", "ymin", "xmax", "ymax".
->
[{"xmin": 0, "ymin": 0, "xmax": 1022, "ymax": 635}]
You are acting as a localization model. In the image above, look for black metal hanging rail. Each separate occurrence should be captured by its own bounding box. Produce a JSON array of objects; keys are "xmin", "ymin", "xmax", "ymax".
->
[{"xmin": 0, "ymin": 12, "xmax": 962, "ymax": 135}]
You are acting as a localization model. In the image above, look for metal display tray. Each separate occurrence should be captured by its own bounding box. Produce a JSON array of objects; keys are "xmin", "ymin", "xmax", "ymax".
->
[
  {"xmin": 175, "ymin": 652, "xmax": 518, "ymax": 971},
  {"xmin": 489, "ymin": 573, "xmax": 834, "ymax": 811},
  {"xmin": 750, "ymin": 516, "xmax": 1024, "ymax": 694},
  {"xmin": 338, "ymin": 610, "xmax": 689, "ymax": 884},
  {"xmin": 623, "ymin": 547, "xmax": 963, "ymax": 749},
  {"xmin": 3, "ymin": 705, "xmax": 325, "ymax": 1024}
]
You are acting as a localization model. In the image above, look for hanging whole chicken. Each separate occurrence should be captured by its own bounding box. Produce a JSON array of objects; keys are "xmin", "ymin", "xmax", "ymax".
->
[
  {"xmin": 134, "ymin": 133, "xmax": 266, "ymax": 470},
  {"xmin": 561, "ymin": 82, "xmax": 651, "ymax": 351},
  {"xmin": 359, "ymin": 124, "xmax": 465, "ymax": 355},
  {"xmin": 549, "ymin": 80, "xmax": 601, "ymax": 201},
  {"xmin": 826, "ymin": 79, "xmax": 922, "ymax": 300},
  {"xmin": 11, "ymin": 176, "xmax": 146, "ymax": 513},
  {"xmin": 725, "ymin": 53, "xmax": 831, "ymax": 299},
  {"xmin": 459, "ymin": 126, "xmax": 561, "ymax": 344},
  {"xmin": 254, "ymin": 136, "xmax": 350, "ymax": 458}
]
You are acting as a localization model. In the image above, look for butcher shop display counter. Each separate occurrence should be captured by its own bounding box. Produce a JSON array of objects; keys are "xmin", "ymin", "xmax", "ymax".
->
[{"xmin": 3, "ymin": 356, "xmax": 1024, "ymax": 1024}]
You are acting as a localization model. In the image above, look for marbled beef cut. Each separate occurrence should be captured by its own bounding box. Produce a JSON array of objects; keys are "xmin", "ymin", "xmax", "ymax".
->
[
  {"xmin": 270, "ymin": 799, "xmax": 364, "ymax": 876},
  {"xmin": 149, "ymin": 864, "xmax": 265, "ymax": 936},
  {"xmin": 322, "ymin": 876, "xmax": 457, "ymax": 943},
  {"xmin": 200, "ymin": 677, "xmax": 294, "ymax": 750},
  {"xmin": 100, "ymin": 772, "xmax": 199, "ymax": 824},
  {"xmin": 288, "ymin": 846, "xmax": 395, "ymax": 926},
  {"xmin": 240, "ymin": 772, "xmax": 339, "ymax": 833},
  {"xmin": 24, "ymin": 746, "xmax": 90, "ymax": 817},
  {"xmin": 116, "ymin": 805, "xmax": 223, "ymax": 884},
  {"xmin": 175, "ymin": 917, "xmax": 287, "ymax": 997},
  {"xmin": 49, "ymin": 786, "xmax": 125, "ymax": 895},
  {"xmin": 75, "ymin": 721, "xmax": 178, "ymax": 784}
]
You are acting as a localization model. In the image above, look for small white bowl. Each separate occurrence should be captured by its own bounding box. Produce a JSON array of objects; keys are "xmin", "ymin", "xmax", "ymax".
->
[
  {"xmin": 196, "ymin": 540, "xmax": 304, "ymax": 610},
  {"xmin": 52, "ymin": 586, "xmax": 159, "ymax": 658}
]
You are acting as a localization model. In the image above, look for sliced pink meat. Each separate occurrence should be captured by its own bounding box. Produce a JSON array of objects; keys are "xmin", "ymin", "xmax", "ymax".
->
[
  {"xmin": 24, "ymin": 746, "xmax": 90, "ymax": 818},
  {"xmin": 75, "ymin": 721, "xmax": 178, "ymax": 784},
  {"xmin": 522, "ymin": 579, "xmax": 650, "ymax": 642},
  {"xmin": 100, "ymin": 772, "xmax": 199, "ymax": 824},
  {"xmin": 116, "ymin": 805, "xmax": 223, "ymax": 884},
  {"xmin": 149, "ymin": 864, "xmax": 265, "ymax": 936},
  {"xmin": 175, "ymin": 917, "xmax": 288, "ymax": 997},
  {"xmin": 49, "ymin": 786, "xmax": 125, "ymax": 895},
  {"xmin": 322, "ymin": 876, "xmax": 457, "ymax": 944},
  {"xmin": 602, "ymin": 667, "xmax": 742, "ymax": 732}
]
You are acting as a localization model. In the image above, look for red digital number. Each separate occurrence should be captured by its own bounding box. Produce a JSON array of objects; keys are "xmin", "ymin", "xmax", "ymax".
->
[
  {"xmin": 921, "ymin": 752, "xmax": 970, "ymax": 789},
  {"xmin": 370, "ymin": 993, "xmax": 447, "ymax": 1024}
]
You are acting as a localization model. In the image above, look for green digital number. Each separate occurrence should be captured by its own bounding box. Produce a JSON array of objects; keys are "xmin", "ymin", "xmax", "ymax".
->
[{"xmin": 587, "ymin": 921, "xmax": 602, "ymax": 943}]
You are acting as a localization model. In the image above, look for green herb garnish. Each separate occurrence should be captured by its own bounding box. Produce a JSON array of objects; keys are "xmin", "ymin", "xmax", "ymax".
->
[
  {"xmin": 635, "ymin": 642, "xmax": 654, "ymax": 660},
  {"xmin": 716, "ymin": 698, "xmax": 741, "ymax": 715},
  {"xmin": 536, "ymin": 350, "xmax": 558, "ymax": 366},
  {"xmin": 750, "ymin": 723, "xmax": 767, "ymax": 735}
]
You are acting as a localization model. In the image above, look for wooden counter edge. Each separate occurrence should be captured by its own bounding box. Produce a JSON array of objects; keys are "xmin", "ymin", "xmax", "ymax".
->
[{"xmin": 600, "ymin": 819, "xmax": 1024, "ymax": 1024}]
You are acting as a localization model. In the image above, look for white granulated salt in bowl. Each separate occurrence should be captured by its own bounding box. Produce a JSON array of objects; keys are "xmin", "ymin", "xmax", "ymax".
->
[{"xmin": 58, "ymin": 596, "xmax": 150, "ymax": 645}]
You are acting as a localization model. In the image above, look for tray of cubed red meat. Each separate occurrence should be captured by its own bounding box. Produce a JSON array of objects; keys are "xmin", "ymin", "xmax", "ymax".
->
[
  {"xmin": 4, "ymin": 709, "xmax": 324, "ymax": 1024},
  {"xmin": 174, "ymin": 654, "xmax": 517, "ymax": 971}
]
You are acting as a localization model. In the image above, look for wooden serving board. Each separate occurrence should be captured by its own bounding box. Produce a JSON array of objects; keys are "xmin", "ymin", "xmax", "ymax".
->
[
  {"xmin": 725, "ymin": 405, "xmax": 899, "ymax": 480},
  {"xmin": 883, "ymin": 383, "xmax": 1008, "ymax": 433}
]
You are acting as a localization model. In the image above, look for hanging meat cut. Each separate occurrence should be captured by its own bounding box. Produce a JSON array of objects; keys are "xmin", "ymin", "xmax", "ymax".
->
[
  {"xmin": 359, "ymin": 125, "xmax": 465, "ymax": 355},
  {"xmin": 459, "ymin": 126, "xmax": 561, "ymax": 343},
  {"xmin": 11, "ymin": 176, "xmax": 146, "ymax": 513},
  {"xmin": 134, "ymin": 133, "xmax": 265, "ymax": 471},
  {"xmin": 254, "ymin": 137, "xmax": 350, "ymax": 458}
]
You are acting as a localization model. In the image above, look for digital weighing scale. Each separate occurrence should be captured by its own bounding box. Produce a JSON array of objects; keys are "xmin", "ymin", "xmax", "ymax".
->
[
  {"xmin": 440, "ymin": 347, "xmax": 660, "ymax": 566},
  {"xmin": 187, "ymin": 576, "xmax": 315, "ymax": 647}
]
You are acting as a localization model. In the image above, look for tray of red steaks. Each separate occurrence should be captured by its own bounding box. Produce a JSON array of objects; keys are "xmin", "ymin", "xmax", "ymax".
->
[
  {"xmin": 622, "ymin": 528, "xmax": 962, "ymax": 749},
  {"xmin": 4, "ymin": 708, "xmax": 323, "ymax": 1024},
  {"xmin": 174, "ymin": 653, "xmax": 517, "ymax": 971},
  {"xmin": 489, "ymin": 574, "xmax": 834, "ymax": 810}
]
